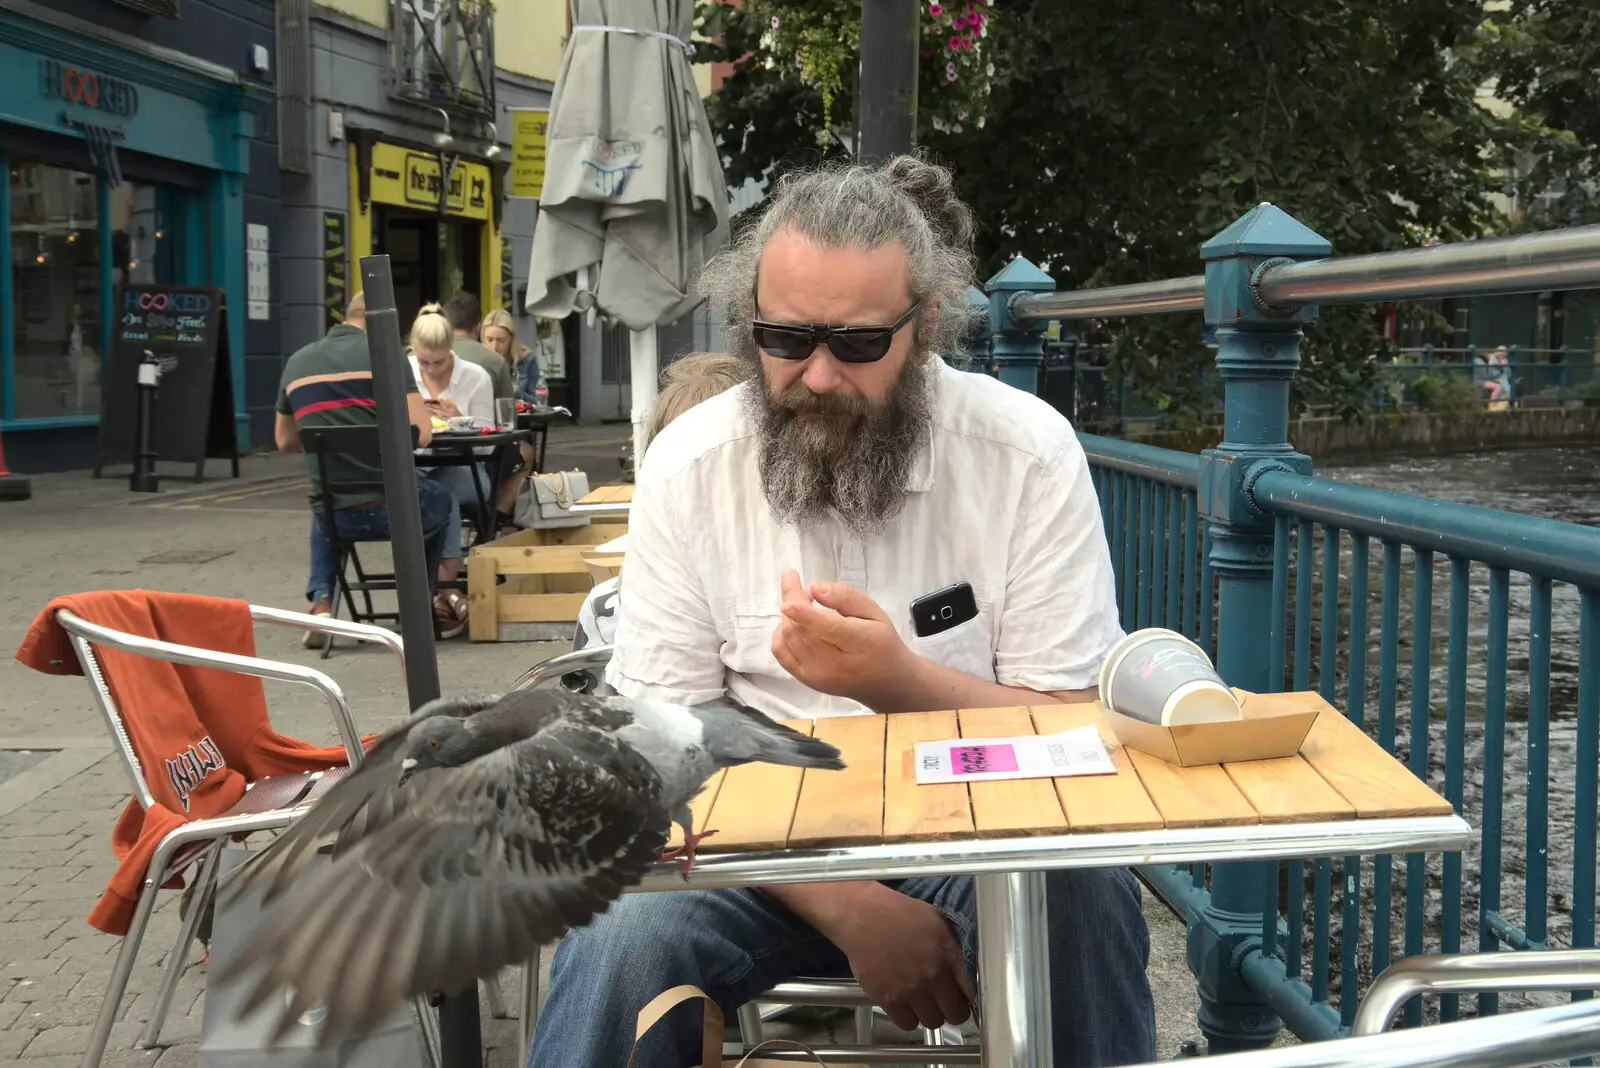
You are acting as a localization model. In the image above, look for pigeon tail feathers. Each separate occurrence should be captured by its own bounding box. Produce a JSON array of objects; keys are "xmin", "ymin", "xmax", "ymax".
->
[{"xmin": 692, "ymin": 701, "xmax": 846, "ymax": 770}]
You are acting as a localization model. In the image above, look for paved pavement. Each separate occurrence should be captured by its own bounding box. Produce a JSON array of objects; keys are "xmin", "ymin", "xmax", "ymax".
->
[{"xmin": 0, "ymin": 426, "xmax": 1206, "ymax": 1067}]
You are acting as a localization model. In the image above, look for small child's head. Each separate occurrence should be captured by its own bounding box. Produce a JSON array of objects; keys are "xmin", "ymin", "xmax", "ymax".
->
[{"xmin": 644, "ymin": 352, "xmax": 751, "ymax": 451}]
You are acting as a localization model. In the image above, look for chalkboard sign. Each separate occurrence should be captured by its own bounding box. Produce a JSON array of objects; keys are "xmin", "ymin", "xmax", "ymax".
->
[{"xmin": 95, "ymin": 285, "xmax": 240, "ymax": 482}]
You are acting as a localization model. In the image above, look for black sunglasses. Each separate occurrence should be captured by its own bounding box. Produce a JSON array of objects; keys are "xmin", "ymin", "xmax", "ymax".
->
[{"xmin": 751, "ymin": 299, "xmax": 921, "ymax": 364}]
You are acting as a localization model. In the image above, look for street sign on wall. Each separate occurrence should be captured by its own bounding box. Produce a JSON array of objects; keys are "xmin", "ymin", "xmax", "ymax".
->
[{"xmin": 508, "ymin": 108, "xmax": 548, "ymax": 199}]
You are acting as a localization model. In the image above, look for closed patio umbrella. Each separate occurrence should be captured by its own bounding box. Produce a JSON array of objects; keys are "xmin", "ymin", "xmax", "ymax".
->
[{"xmin": 526, "ymin": 0, "xmax": 729, "ymax": 462}]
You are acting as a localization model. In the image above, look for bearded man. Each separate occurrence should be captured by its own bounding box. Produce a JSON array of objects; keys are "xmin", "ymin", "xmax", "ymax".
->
[{"xmin": 526, "ymin": 156, "xmax": 1154, "ymax": 1068}]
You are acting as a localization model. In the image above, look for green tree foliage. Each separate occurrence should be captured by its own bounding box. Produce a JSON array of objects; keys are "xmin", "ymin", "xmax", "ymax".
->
[
  {"xmin": 697, "ymin": 0, "xmax": 1524, "ymax": 424},
  {"xmin": 1473, "ymin": 0, "xmax": 1600, "ymax": 230}
]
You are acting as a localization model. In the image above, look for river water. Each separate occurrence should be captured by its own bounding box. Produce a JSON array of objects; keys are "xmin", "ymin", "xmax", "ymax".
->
[{"xmin": 1277, "ymin": 444, "xmax": 1600, "ymax": 1016}]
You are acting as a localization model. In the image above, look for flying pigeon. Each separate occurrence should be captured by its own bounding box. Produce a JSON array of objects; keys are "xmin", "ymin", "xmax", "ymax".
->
[{"xmin": 213, "ymin": 688, "xmax": 844, "ymax": 1046}]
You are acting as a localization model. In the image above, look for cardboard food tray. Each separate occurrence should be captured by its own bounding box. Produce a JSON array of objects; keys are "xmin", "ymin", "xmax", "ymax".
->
[{"xmin": 1103, "ymin": 689, "xmax": 1326, "ymax": 766}]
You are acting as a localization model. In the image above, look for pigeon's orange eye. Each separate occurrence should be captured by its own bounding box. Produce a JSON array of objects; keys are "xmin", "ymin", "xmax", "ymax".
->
[{"xmin": 427, "ymin": 739, "xmax": 441, "ymax": 749}]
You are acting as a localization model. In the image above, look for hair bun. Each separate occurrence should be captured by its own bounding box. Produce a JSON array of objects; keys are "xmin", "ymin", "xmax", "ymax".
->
[
  {"xmin": 418, "ymin": 302, "xmax": 444, "ymax": 316},
  {"xmin": 880, "ymin": 154, "xmax": 975, "ymax": 250}
]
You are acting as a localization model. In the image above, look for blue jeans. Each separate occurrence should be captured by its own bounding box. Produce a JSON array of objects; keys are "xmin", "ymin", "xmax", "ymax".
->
[
  {"xmin": 528, "ymin": 869, "xmax": 1155, "ymax": 1068},
  {"xmin": 418, "ymin": 462, "xmax": 488, "ymax": 559},
  {"xmin": 305, "ymin": 478, "xmax": 453, "ymax": 604}
]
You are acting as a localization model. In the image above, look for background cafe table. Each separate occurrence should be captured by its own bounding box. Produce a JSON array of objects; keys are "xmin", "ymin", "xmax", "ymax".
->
[
  {"xmin": 570, "ymin": 482, "xmax": 634, "ymax": 517},
  {"xmin": 630, "ymin": 695, "xmax": 1469, "ymax": 1067},
  {"xmin": 415, "ymin": 427, "xmax": 532, "ymax": 540},
  {"xmin": 515, "ymin": 405, "xmax": 574, "ymax": 474}
]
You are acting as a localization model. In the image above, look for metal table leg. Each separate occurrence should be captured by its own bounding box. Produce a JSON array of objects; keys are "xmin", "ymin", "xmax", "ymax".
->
[{"xmin": 975, "ymin": 871, "xmax": 1053, "ymax": 1068}]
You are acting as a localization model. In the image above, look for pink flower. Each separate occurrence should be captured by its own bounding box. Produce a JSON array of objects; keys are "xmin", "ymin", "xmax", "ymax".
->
[
  {"xmin": 945, "ymin": 64, "xmax": 957, "ymax": 81},
  {"xmin": 928, "ymin": 2, "xmax": 943, "ymax": 14},
  {"xmin": 949, "ymin": 35, "xmax": 961, "ymax": 48},
  {"xmin": 770, "ymin": 14, "xmax": 779, "ymax": 28}
]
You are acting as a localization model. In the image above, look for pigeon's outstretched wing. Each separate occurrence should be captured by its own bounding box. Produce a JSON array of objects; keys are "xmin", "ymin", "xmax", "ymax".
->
[
  {"xmin": 221, "ymin": 692, "xmax": 506, "ymax": 909},
  {"xmin": 214, "ymin": 722, "xmax": 670, "ymax": 1046}
]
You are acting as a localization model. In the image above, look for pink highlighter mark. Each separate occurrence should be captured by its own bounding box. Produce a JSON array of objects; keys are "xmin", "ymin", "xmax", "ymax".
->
[{"xmin": 950, "ymin": 743, "xmax": 1018, "ymax": 775}]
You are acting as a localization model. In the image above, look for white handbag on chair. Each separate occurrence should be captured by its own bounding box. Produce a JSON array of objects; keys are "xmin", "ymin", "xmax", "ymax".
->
[{"xmin": 515, "ymin": 469, "xmax": 590, "ymax": 530}]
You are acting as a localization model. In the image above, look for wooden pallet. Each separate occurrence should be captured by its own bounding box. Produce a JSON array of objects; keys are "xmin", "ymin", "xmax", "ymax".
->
[
  {"xmin": 465, "ymin": 522, "xmax": 627, "ymax": 641},
  {"xmin": 668, "ymin": 695, "xmax": 1454, "ymax": 852}
]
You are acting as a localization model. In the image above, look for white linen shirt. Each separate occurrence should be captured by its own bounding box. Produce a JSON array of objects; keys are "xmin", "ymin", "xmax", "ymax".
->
[
  {"xmin": 410, "ymin": 351, "xmax": 496, "ymax": 456},
  {"xmin": 605, "ymin": 358, "xmax": 1124, "ymax": 720},
  {"xmin": 409, "ymin": 351, "xmax": 496, "ymax": 422}
]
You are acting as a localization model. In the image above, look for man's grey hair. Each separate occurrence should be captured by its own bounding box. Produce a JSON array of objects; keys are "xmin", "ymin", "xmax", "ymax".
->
[{"xmin": 699, "ymin": 155, "xmax": 979, "ymax": 363}]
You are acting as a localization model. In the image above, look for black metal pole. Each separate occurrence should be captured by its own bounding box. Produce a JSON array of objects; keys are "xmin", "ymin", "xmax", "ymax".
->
[
  {"xmin": 130, "ymin": 350, "xmax": 161, "ymax": 493},
  {"xmin": 359, "ymin": 256, "xmax": 482, "ymax": 1068},
  {"xmin": 857, "ymin": 0, "xmax": 920, "ymax": 161}
]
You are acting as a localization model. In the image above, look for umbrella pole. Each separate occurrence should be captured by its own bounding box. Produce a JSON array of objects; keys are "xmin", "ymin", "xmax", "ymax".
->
[
  {"xmin": 629, "ymin": 327, "xmax": 659, "ymax": 471},
  {"xmin": 858, "ymin": 0, "xmax": 920, "ymax": 159},
  {"xmin": 360, "ymin": 256, "xmax": 484, "ymax": 1068}
]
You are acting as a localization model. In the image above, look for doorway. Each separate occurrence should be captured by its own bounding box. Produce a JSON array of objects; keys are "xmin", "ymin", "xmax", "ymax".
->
[{"xmin": 373, "ymin": 207, "xmax": 481, "ymax": 331}]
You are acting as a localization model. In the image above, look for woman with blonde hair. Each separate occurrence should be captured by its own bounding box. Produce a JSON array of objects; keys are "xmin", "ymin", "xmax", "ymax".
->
[
  {"xmin": 480, "ymin": 308, "xmax": 544, "ymax": 403},
  {"xmin": 408, "ymin": 302, "xmax": 494, "ymax": 637}
]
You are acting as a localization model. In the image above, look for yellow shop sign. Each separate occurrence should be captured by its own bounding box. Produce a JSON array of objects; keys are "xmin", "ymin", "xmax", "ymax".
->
[{"xmin": 369, "ymin": 142, "xmax": 492, "ymax": 220}]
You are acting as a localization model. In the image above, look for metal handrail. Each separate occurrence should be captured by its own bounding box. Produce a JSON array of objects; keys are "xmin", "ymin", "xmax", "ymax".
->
[
  {"xmin": 1012, "ymin": 275, "xmax": 1205, "ymax": 322},
  {"xmin": 1350, "ymin": 949, "xmax": 1600, "ymax": 1037},
  {"xmin": 1010, "ymin": 223, "xmax": 1600, "ymax": 324},
  {"xmin": 1249, "ymin": 469, "xmax": 1600, "ymax": 589},
  {"xmin": 56, "ymin": 609, "xmax": 366, "ymax": 768},
  {"xmin": 1258, "ymin": 224, "xmax": 1600, "ymax": 308}
]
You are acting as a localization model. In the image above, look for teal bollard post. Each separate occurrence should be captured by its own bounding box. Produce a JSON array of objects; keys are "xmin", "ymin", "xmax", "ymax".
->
[
  {"xmin": 983, "ymin": 258, "xmax": 1054, "ymax": 393},
  {"xmin": 964, "ymin": 284, "xmax": 994, "ymax": 373},
  {"xmin": 1191, "ymin": 203, "xmax": 1331, "ymax": 1053}
]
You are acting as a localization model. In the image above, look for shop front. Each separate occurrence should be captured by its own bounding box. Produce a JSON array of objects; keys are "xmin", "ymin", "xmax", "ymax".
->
[
  {"xmin": 0, "ymin": 6, "xmax": 260, "ymax": 472},
  {"xmin": 347, "ymin": 132, "xmax": 503, "ymax": 329}
]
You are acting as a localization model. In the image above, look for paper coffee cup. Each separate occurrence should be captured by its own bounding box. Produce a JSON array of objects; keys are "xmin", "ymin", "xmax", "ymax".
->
[{"xmin": 1099, "ymin": 628, "xmax": 1243, "ymax": 726}]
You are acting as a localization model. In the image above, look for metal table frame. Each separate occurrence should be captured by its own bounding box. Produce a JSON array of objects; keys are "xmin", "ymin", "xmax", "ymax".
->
[
  {"xmin": 627, "ymin": 816, "xmax": 1472, "ymax": 1067},
  {"xmin": 416, "ymin": 427, "xmax": 533, "ymax": 544}
]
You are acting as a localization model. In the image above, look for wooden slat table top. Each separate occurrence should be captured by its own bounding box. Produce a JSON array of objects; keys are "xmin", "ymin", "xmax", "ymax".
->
[
  {"xmin": 576, "ymin": 483, "xmax": 635, "ymax": 506},
  {"xmin": 695, "ymin": 694, "xmax": 1453, "ymax": 855}
]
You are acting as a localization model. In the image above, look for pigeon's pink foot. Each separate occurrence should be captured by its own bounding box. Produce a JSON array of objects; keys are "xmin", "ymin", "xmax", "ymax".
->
[{"xmin": 660, "ymin": 829, "xmax": 719, "ymax": 880}]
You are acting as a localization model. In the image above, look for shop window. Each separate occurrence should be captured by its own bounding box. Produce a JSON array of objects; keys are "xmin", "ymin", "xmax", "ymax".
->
[{"xmin": 8, "ymin": 161, "xmax": 172, "ymax": 420}]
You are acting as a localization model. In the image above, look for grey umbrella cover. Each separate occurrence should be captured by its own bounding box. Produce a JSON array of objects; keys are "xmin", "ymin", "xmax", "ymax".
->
[{"xmin": 525, "ymin": 0, "xmax": 729, "ymax": 332}]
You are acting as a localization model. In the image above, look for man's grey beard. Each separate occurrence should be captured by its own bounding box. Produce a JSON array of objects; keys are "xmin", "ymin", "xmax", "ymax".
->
[{"xmin": 746, "ymin": 354, "xmax": 934, "ymax": 538}]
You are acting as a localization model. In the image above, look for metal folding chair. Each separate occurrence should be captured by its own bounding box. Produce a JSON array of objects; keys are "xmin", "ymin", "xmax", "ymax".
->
[
  {"xmin": 1351, "ymin": 946, "xmax": 1600, "ymax": 1036},
  {"xmin": 62, "ymin": 603, "xmax": 445, "ymax": 1068},
  {"xmin": 508, "ymin": 643, "xmax": 970, "ymax": 1062}
]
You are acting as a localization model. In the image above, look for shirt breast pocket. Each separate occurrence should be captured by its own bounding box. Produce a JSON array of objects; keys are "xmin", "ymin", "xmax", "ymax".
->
[
  {"xmin": 911, "ymin": 600, "xmax": 996, "ymax": 683},
  {"xmin": 726, "ymin": 604, "xmax": 785, "ymax": 677}
]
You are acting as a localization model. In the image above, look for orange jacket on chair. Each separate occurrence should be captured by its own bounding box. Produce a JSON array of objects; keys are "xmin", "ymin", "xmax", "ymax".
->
[{"xmin": 14, "ymin": 590, "xmax": 377, "ymax": 935}]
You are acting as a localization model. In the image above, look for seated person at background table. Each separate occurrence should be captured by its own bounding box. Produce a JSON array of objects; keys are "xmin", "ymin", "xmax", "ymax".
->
[
  {"xmin": 408, "ymin": 303, "xmax": 495, "ymax": 639},
  {"xmin": 274, "ymin": 291, "xmax": 453, "ymax": 646},
  {"xmin": 481, "ymin": 308, "xmax": 542, "ymax": 404},
  {"xmin": 569, "ymin": 351, "xmax": 751, "ymax": 683},
  {"xmin": 441, "ymin": 290, "xmax": 514, "ymax": 400},
  {"xmin": 528, "ymin": 156, "xmax": 1153, "ymax": 1068},
  {"xmin": 480, "ymin": 308, "xmax": 540, "ymax": 526}
]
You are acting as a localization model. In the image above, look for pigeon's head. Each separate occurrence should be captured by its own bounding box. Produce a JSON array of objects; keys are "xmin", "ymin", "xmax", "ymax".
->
[{"xmin": 397, "ymin": 717, "xmax": 475, "ymax": 785}]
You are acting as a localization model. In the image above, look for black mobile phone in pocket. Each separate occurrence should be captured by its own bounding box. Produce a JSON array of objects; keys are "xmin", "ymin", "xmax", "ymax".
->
[{"xmin": 911, "ymin": 581, "xmax": 978, "ymax": 638}]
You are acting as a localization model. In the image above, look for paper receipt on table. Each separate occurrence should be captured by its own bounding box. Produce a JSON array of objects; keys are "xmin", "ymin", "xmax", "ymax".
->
[{"xmin": 913, "ymin": 726, "xmax": 1117, "ymax": 785}]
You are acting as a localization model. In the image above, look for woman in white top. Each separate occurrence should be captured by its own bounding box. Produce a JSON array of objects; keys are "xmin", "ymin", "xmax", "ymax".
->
[{"xmin": 408, "ymin": 302, "xmax": 495, "ymax": 637}]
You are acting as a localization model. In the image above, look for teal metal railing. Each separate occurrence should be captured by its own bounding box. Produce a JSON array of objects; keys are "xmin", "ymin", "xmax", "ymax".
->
[
  {"xmin": 978, "ymin": 209, "xmax": 1600, "ymax": 1052},
  {"xmin": 1082, "ymin": 399, "xmax": 1600, "ymax": 1042},
  {"xmin": 1245, "ymin": 467, "xmax": 1600, "ymax": 1033}
]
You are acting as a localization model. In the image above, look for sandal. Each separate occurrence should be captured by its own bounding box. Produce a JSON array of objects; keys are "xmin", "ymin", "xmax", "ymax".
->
[{"xmin": 434, "ymin": 590, "xmax": 468, "ymax": 640}]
